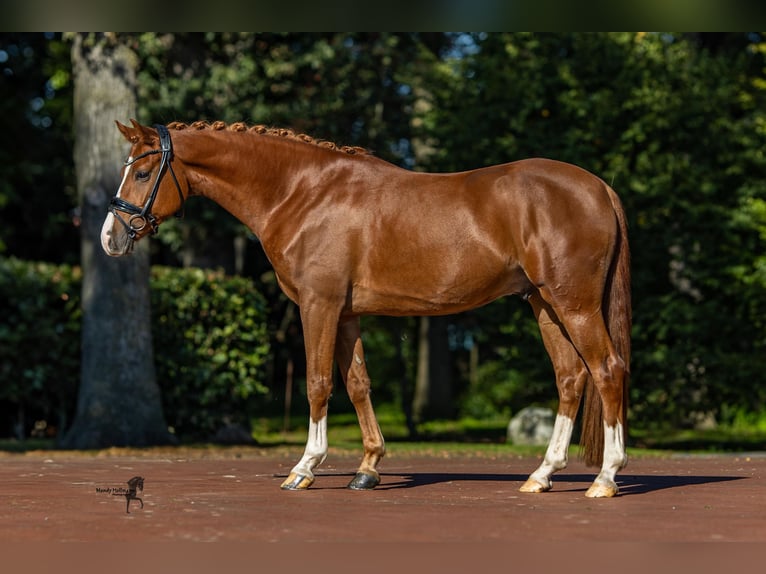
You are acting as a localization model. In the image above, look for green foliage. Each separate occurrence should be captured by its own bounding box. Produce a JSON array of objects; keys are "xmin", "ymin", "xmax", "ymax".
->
[
  {"xmin": 150, "ymin": 266, "xmax": 270, "ymax": 439},
  {"xmin": 357, "ymin": 315, "xmax": 418, "ymax": 406},
  {"xmin": 0, "ymin": 33, "xmax": 77, "ymax": 264},
  {"xmin": 0, "ymin": 258, "xmax": 270, "ymax": 440},
  {"xmin": 418, "ymin": 32, "xmax": 766, "ymax": 430},
  {"xmin": 0, "ymin": 257, "xmax": 81, "ymax": 435},
  {"xmin": 456, "ymin": 299, "xmax": 554, "ymax": 420},
  {"xmin": 3, "ymin": 32, "xmax": 766, "ymax": 438}
]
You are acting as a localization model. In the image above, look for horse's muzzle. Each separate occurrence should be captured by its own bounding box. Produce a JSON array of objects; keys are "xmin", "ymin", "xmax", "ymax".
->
[{"xmin": 100, "ymin": 213, "xmax": 134, "ymax": 257}]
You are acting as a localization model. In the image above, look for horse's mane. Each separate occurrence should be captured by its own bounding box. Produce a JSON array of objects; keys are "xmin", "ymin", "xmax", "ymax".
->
[{"xmin": 167, "ymin": 120, "xmax": 370, "ymax": 156}]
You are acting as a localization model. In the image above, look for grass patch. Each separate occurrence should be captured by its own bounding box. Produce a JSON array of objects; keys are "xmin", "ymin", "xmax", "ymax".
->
[
  {"xmin": 251, "ymin": 410, "xmax": 511, "ymax": 446},
  {"xmin": 631, "ymin": 427, "xmax": 766, "ymax": 452},
  {"xmin": 2, "ymin": 412, "xmax": 764, "ymax": 456},
  {"xmin": 0, "ymin": 438, "xmax": 56, "ymax": 452}
]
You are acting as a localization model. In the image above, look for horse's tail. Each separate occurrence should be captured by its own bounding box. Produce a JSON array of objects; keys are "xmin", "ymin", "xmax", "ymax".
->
[{"xmin": 580, "ymin": 183, "xmax": 632, "ymax": 467}]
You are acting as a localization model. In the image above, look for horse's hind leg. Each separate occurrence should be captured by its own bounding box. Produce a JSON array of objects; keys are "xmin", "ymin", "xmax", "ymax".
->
[
  {"xmin": 520, "ymin": 293, "xmax": 589, "ymax": 493},
  {"xmin": 335, "ymin": 317, "xmax": 386, "ymax": 489},
  {"xmin": 547, "ymin": 301, "xmax": 628, "ymax": 498}
]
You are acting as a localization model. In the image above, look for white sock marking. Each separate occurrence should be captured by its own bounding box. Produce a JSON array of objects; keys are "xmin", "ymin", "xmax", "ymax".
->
[
  {"xmin": 595, "ymin": 421, "xmax": 627, "ymax": 486},
  {"xmin": 290, "ymin": 416, "xmax": 328, "ymax": 478},
  {"xmin": 528, "ymin": 414, "xmax": 574, "ymax": 487}
]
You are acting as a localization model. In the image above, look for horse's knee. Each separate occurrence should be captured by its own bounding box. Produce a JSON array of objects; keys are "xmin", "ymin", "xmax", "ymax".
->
[
  {"xmin": 306, "ymin": 375, "xmax": 334, "ymax": 420},
  {"xmin": 345, "ymin": 369, "xmax": 372, "ymax": 405},
  {"xmin": 307, "ymin": 375, "xmax": 334, "ymax": 403}
]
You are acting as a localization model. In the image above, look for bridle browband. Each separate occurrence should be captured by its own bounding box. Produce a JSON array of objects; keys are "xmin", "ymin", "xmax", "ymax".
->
[{"xmin": 109, "ymin": 124, "xmax": 185, "ymax": 240}]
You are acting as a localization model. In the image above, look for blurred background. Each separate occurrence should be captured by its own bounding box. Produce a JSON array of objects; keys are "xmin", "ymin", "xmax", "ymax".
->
[{"xmin": 1, "ymin": 33, "xmax": 765, "ymax": 451}]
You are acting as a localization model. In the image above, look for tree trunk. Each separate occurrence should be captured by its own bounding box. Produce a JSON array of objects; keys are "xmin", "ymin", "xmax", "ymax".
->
[
  {"xmin": 61, "ymin": 33, "xmax": 173, "ymax": 448},
  {"xmin": 412, "ymin": 315, "xmax": 453, "ymax": 422}
]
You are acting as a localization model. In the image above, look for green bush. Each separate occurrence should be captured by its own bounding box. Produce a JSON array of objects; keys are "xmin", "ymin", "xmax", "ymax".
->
[
  {"xmin": 0, "ymin": 257, "xmax": 271, "ymax": 441},
  {"xmin": 0, "ymin": 257, "xmax": 81, "ymax": 438},
  {"xmin": 150, "ymin": 266, "xmax": 270, "ymax": 439}
]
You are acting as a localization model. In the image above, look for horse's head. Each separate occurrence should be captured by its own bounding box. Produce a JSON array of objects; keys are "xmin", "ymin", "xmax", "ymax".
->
[{"xmin": 100, "ymin": 120, "xmax": 187, "ymax": 257}]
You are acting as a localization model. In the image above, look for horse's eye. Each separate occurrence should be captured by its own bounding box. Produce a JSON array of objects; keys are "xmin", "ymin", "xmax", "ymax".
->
[{"xmin": 135, "ymin": 170, "xmax": 150, "ymax": 182}]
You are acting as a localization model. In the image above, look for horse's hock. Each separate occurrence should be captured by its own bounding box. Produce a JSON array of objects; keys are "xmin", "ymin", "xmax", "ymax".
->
[{"xmin": 508, "ymin": 407, "xmax": 555, "ymax": 446}]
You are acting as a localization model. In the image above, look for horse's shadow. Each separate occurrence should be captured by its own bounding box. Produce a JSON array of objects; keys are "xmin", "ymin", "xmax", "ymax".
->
[
  {"xmin": 311, "ymin": 471, "xmax": 745, "ymax": 495},
  {"xmin": 383, "ymin": 472, "xmax": 746, "ymax": 495}
]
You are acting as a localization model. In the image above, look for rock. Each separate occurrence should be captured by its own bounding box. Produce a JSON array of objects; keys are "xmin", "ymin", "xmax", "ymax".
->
[{"xmin": 507, "ymin": 406, "xmax": 555, "ymax": 446}]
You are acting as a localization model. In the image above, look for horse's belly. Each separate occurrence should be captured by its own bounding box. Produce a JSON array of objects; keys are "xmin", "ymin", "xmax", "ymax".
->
[{"xmin": 350, "ymin": 264, "xmax": 530, "ymax": 316}]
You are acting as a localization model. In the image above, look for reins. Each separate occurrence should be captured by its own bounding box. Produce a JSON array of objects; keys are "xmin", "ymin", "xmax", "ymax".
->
[{"xmin": 109, "ymin": 124, "xmax": 185, "ymax": 239}]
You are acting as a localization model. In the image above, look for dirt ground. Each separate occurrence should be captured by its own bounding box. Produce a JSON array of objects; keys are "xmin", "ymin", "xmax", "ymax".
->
[{"xmin": 1, "ymin": 445, "xmax": 764, "ymax": 546}]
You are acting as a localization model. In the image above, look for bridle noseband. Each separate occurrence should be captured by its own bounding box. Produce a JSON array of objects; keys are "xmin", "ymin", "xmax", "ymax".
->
[{"xmin": 109, "ymin": 124, "xmax": 185, "ymax": 239}]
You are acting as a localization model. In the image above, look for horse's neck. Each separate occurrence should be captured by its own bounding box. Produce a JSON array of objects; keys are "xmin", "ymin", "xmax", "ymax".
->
[{"xmin": 179, "ymin": 131, "xmax": 314, "ymax": 238}]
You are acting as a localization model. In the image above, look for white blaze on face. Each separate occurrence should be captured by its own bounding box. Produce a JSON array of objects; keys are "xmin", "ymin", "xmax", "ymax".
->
[{"xmin": 100, "ymin": 159, "xmax": 132, "ymax": 255}]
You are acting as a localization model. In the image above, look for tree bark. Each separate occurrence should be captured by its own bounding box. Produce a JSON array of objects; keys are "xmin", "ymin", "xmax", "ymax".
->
[
  {"xmin": 412, "ymin": 315, "xmax": 453, "ymax": 422},
  {"xmin": 61, "ymin": 33, "xmax": 174, "ymax": 448}
]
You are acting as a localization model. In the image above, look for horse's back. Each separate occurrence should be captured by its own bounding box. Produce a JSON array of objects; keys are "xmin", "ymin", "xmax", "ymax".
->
[{"xmin": 343, "ymin": 157, "xmax": 617, "ymax": 316}]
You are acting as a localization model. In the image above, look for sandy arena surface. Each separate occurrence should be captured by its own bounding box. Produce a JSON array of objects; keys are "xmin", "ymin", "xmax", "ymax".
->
[
  {"xmin": 3, "ymin": 446, "xmax": 765, "ymax": 573},
  {"xmin": 1, "ymin": 446, "xmax": 764, "ymax": 544}
]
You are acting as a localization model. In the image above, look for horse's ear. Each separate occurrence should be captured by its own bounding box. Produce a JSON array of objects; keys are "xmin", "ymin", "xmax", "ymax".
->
[
  {"xmin": 116, "ymin": 119, "xmax": 156, "ymax": 145},
  {"xmin": 131, "ymin": 119, "xmax": 159, "ymax": 145},
  {"xmin": 116, "ymin": 120, "xmax": 140, "ymax": 144}
]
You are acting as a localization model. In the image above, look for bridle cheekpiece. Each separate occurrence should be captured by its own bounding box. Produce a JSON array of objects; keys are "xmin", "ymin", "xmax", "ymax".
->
[{"xmin": 109, "ymin": 124, "xmax": 185, "ymax": 239}]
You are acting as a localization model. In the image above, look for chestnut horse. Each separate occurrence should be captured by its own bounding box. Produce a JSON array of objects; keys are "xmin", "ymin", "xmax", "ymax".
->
[{"xmin": 102, "ymin": 120, "xmax": 631, "ymax": 498}]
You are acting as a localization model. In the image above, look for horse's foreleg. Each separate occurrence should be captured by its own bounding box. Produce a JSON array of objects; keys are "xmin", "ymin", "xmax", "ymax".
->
[
  {"xmin": 520, "ymin": 294, "xmax": 587, "ymax": 493},
  {"xmin": 281, "ymin": 416, "xmax": 328, "ymax": 490},
  {"xmin": 280, "ymin": 302, "xmax": 340, "ymax": 491},
  {"xmin": 335, "ymin": 317, "xmax": 386, "ymax": 490}
]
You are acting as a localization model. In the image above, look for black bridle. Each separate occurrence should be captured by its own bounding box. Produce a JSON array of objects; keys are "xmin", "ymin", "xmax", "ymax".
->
[{"xmin": 109, "ymin": 124, "xmax": 185, "ymax": 239}]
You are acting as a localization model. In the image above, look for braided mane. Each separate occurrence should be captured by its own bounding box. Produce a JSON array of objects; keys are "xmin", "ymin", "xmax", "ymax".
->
[{"xmin": 166, "ymin": 120, "xmax": 369, "ymax": 156}]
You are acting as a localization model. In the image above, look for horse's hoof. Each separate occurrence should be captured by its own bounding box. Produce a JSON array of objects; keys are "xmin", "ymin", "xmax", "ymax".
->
[
  {"xmin": 280, "ymin": 473, "xmax": 314, "ymax": 490},
  {"xmin": 585, "ymin": 480, "xmax": 619, "ymax": 498},
  {"xmin": 519, "ymin": 478, "xmax": 551, "ymax": 493},
  {"xmin": 347, "ymin": 471, "xmax": 380, "ymax": 490}
]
